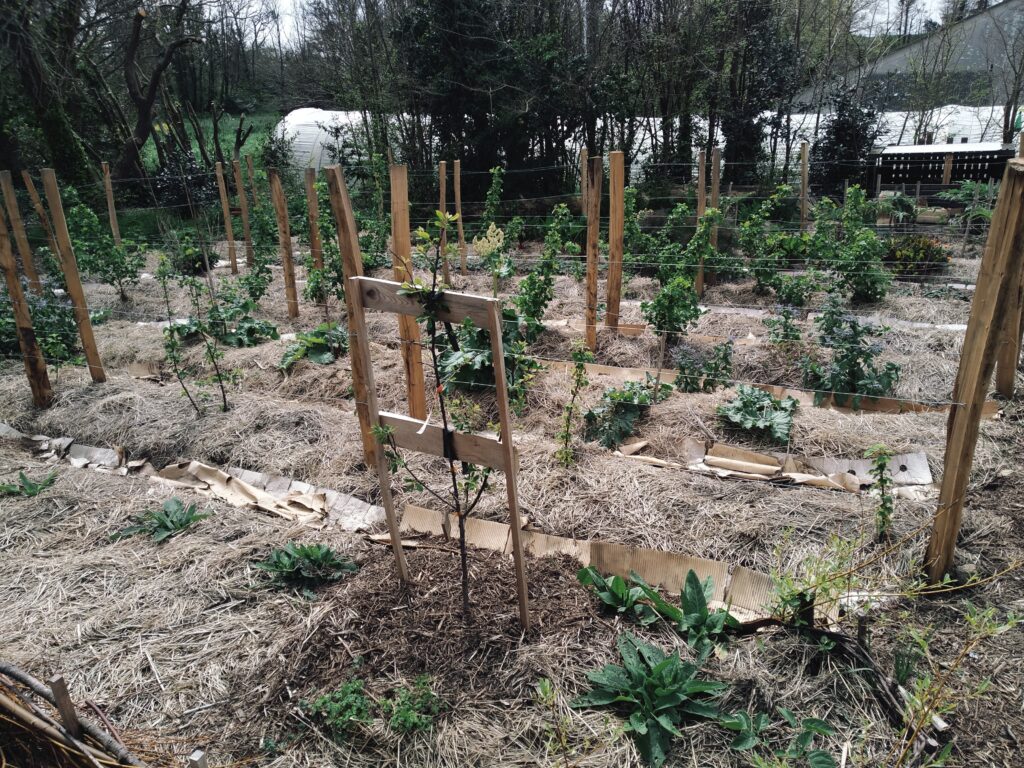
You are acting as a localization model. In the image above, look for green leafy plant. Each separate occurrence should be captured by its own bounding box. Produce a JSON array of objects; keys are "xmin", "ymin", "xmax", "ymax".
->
[
  {"xmin": 77, "ymin": 240, "xmax": 147, "ymax": 301},
  {"xmin": 801, "ymin": 295, "xmax": 899, "ymax": 408},
  {"xmin": 166, "ymin": 229, "xmax": 218, "ymax": 276},
  {"xmin": 641, "ymin": 275, "xmax": 701, "ymax": 336},
  {"xmin": 583, "ymin": 377, "xmax": 671, "ymax": 449},
  {"xmin": 674, "ymin": 341, "xmax": 733, "ymax": 393},
  {"xmin": 865, "ymin": 443, "xmax": 895, "ymax": 542},
  {"xmin": 774, "ymin": 708, "xmax": 837, "ymax": 767},
  {"xmin": 279, "ymin": 322, "xmax": 348, "ymax": 371},
  {"xmin": 937, "ymin": 180, "xmax": 996, "ymax": 234},
  {"xmin": 764, "ymin": 307, "xmax": 802, "ymax": 345},
  {"xmin": 717, "ymin": 385, "xmax": 799, "ymax": 443},
  {"xmin": 378, "ymin": 675, "xmax": 444, "ymax": 733},
  {"xmin": 720, "ymin": 710, "xmax": 771, "ymax": 751},
  {"xmin": 197, "ymin": 281, "xmax": 279, "ymax": 349},
  {"xmin": 635, "ymin": 570, "xmax": 739, "ymax": 656},
  {"xmin": 112, "ymin": 498, "xmax": 208, "ymax": 542},
  {"xmin": 0, "ymin": 288, "xmax": 80, "ymax": 366},
  {"xmin": 885, "ymin": 235, "xmax": 948, "ymax": 277},
  {"xmin": 254, "ymin": 542, "xmax": 357, "ymax": 589},
  {"xmin": 555, "ymin": 341, "xmax": 594, "ymax": 466},
  {"xmin": 577, "ymin": 566, "xmax": 659, "ymax": 625},
  {"xmin": 0, "ymin": 470, "xmax": 57, "ymax": 497},
  {"xmin": 302, "ymin": 679, "xmax": 372, "ymax": 741},
  {"xmin": 571, "ymin": 632, "xmax": 725, "ymax": 767}
]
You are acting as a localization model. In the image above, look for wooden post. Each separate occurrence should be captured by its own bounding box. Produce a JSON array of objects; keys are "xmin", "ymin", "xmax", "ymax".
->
[
  {"xmin": 40, "ymin": 169, "xmax": 105, "ymax": 383},
  {"xmin": 487, "ymin": 298, "xmax": 531, "ymax": 630},
  {"xmin": 100, "ymin": 162, "xmax": 121, "ymax": 247},
  {"xmin": 696, "ymin": 150, "xmax": 707, "ymax": 218},
  {"xmin": 875, "ymin": 173, "xmax": 883, "ymax": 197},
  {"xmin": 584, "ymin": 155, "xmax": 602, "ymax": 352},
  {"xmin": 214, "ymin": 162, "xmax": 237, "ymax": 274},
  {"xmin": 336, "ymin": 269, "xmax": 412, "ymax": 583},
  {"xmin": 304, "ymin": 167, "xmax": 323, "ymax": 271},
  {"xmin": 232, "ymin": 159, "xmax": 254, "ymax": 268},
  {"xmin": 48, "ymin": 676, "xmax": 80, "ymax": 738},
  {"xmin": 324, "ymin": 165, "xmax": 378, "ymax": 466},
  {"xmin": 710, "ymin": 146, "xmax": 721, "ymax": 250},
  {"xmin": 0, "ymin": 171, "xmax": 42, "ymax": 293},
  {"xmin": 454, "ymin": 159, "xmax": 467, "ymax": 275},
  {"xmin": 0, "ymin": 207, "xmax": 52, "ymax": 407},
  {"xmin": 21, "ymin": 171, "xmax": 58, "ymax": 257},
  {"xmin": 187, "ymin": 750, "xmax": 209, "ymax": 768},
  {"xmin": 389, "ymin": 164, "xmax": 428, "ymax": 420},
  {"xmin": 799, "ymin": 141, "xmax": 809, "ymax": 232},
  {"xmin": 695, "ymin": 150, "xmax": 707, "ymax": 297},
  {"xmin": 579, "ymin": 146, "xmax": 589, "ymax": 213},
  {"xmin": 915, "ymin": 179, "xmax": 922, "ymax": 204},
  {"xmin": 925, "ymin": 158, "xmax": 1024, "ymax": 581},
  {"xmin": 439, "ymin": 160, "xmax": 450, "ymax": 283},
  {"xmin": 606, "ymin": 150, "xmax": 624, "ymax": 330},
  {"xmin": 268, "ymin": 169, "xmax": 299, "ymax": 319},
  {"xmin": 246, "ymin": 154, "xmax": 260, "ymax": 207},
  {"xmin": 942, "ymin": 153, "xmax": 954, "ymax": 185}
]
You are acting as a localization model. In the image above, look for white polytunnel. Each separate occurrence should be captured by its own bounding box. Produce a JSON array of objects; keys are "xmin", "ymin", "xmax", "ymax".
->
[{"xmin": 273, "ymin": 108, "xmax": 363, "ymax": 170}]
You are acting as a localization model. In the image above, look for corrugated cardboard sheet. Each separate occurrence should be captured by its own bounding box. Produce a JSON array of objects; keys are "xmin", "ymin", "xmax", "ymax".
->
[{"xmin": 401, "ymin": 504, "xmax": 774, "ymax": 620}]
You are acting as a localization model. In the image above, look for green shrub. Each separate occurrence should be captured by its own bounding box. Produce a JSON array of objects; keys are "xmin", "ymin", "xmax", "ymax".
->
[
  {"xmin": 801, "ymin": 296, "xmax": 899, "ymax": 407},
  {"xmin": 634, "ymin": 570, "xmax": 739, "ymax": 657},
  {"xmin": 303, "ymin": 679, "xmax": 372, "ymax": 740},
  {"xmin": 641, "ymin": 275, "xmax": 701, "ymax": 335},
  {"xmin": 717, "ymin": 385, "xmax": 799, "ymax": 443},
  {"xmin": 166, "ymin": 230, "xmax": 218, "ymax": 275},
  {"xmin": 112, "ymin": 498, "xmax": 208, "ymax": 542},
  {"xmin": 884, "ymin": 235, "xmax": 948, "ymax": 277},
  {"xmin": 577, "ymin": 566, "xmax": 660, "ymax": 625},
  {"xmin": 572, "ymin": 632, "xmax": 725, "ymax": 767},
  {"xmin": 674, "ymin": 341, "xmax": 733, "ymax": 393},
  {"xmin": 254, "ymin": 542, "xmax": 357, "ymax": 589},
  {"xmin": 379, "ymin": 676, "xmax": 443, "ymax": 733},
  {"xmin": 0, "ymin": 470, "xmax": 57, "ymax": 497},
  {"xmin": 584, "ymin": 377, "xmax": 671, "ymax": 448},
  {"xmin": 0, "ymin": 288, "xmax": 80, "ymax": 364},
  {"xmin": 764, "ymin": 307, "xmax": 801, "ymax": 344},
  {"xmin": 279, "ymin": 322, "xmax": 348, "ymax": 371}
]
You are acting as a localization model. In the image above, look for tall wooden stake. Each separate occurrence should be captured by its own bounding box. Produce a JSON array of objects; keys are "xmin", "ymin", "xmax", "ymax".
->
[
  {"xmin": 710, "ymin": 146, "xmax": 721, "ymax": 250},
  {"xmin": 21, "ymin": 171, "xmax": 58, "ymax": 257},
  {"xmin": 439, "ymin": 160, "xmax": 450, "ymax": 283},
  {"xmin": 0, "ymin": 207, "xmax": 51, "ymax": 407},
  {"xmin": 584, "ymin": 155, "xmax": 602, "ymax": 352},
  {"xmin": 268, "ymin": 169, "xmax": 299, "ymax": 319},
  {"xmin": 326, "ymin": 171, "xmax": 411, "ymax": 583},
  {"xmin": 40, "ymin": 170, "xmax": 105, "ymax": 382},
  {"xmin": 214, "ymin": 162, "xmax": 237, "ymax": 274},
  {"xmin": 487, "ymin": 298, "xmax": 531, "ymax": 629},
  {"xmin": 246, "ymin": 155, "xmax": 260, "ymax": 207},
  {"xmin": 696, "ymin": 150, "xmax": 707, "ymax": 217},
  {"xmin": 925, "ymin": 158, "xmax": 1024, "ymax": 582},
  {"xmin": 304, "ymin": 167, "xmax": 323, "ymax": 271},
  {"xmin": 389, "ymin": 164, "xmax": 428, "ymax": 420},
  {"xmin": 324, "ymin": 165, "xmax": 378, "ymax": 466},
  {"xmin": 454, "ymin": 159, "xmax": 467, "ymax": 275},
  {"xmin": 232, "ymin": 159, "xmax": 254, "ymax": 267},
  {"xmin": 579, "ymin": 146, "xmax": 589, "ymax": 213},
  {"xmin": 942, "ymin": 153, "xmax": 954, "ymax": 185},
  {"xmin": 0, "ymin": 171, "xmax": 41, "ymax": 293},
  {"xmin": 101, "ymin": 162, "xmax": 121, "ymax": 246},
  {"xmin": 799, "ymin": 141, "xmax": 809, "ymax": 232},
  {"xmin": 606, "ymin": 150, "xmax": 624, "ymax": 330}
]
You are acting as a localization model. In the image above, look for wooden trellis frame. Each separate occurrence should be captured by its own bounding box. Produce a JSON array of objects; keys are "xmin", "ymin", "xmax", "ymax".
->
[{"xmin": 324, "ymin": 165, "xmax": 531, "ymax": 629}]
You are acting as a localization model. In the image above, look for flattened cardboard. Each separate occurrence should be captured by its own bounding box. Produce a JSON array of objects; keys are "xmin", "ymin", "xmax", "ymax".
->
[{"xmin": 401, "ymin": 504, "xmax": 774, "ymax": 618}]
